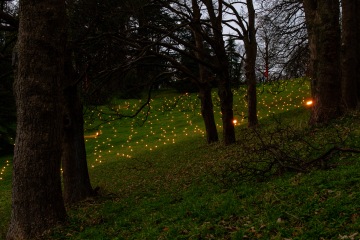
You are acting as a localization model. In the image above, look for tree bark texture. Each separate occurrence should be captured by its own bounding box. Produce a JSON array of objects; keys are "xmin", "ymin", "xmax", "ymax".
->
[
  {"xmin": 245, "ymin": 49, "xmax": 258, "ymax": 128},
  {"xmin": 202, "ymin": 0, "xmax": 236, "ymax": 145},
  {"xmin": 199, "ymin": 84, "xmax": 219, "ymax": 143},
  {"xmin": 191, "ymin": 0, "xmax": 219, "ymax": 144},
  {"xmin": 341, "ymin": 0, "xmax": 360, "ymax": 109},
  {"xmin": 7, "ymin": 0, "xmax": 67, "ymax": 239},
  {"xmin": 62, "ymin": 85, "xmax": 94, "ymax": 205},
  {"xmin": 61, "ymin": 51, "xmax": 94, "ymax": 205},
  {"xmin": 244, "ymin": 0, "xmax": 258, "ymax": 127},
  {"xmin": 303, "ymin": 0, "xmax": 342, "ymax": 124},
  {"xmin": 217, "ymin": 77, "xmax": 236, "ymax": 145}
]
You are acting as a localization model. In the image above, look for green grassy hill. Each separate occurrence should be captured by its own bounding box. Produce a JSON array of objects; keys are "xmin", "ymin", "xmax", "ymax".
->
[{"xmin": 2, "ymin": 78, "xmax": 360, "ymax": 239}]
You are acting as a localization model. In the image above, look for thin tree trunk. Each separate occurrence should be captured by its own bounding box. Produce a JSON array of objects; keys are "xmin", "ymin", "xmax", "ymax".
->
[
  {"xmin": 218, "ymin": 76, "xmax": 236, "ymax": 145},
  {"xmin": 341, "ymin": 0, "xmax": 360, "ymax": 109},
  {"xmin": 245, "ymin": 49, "xmax": 258, "ymax": 128},
  {"xmin": 201, "ymin": 0, "xmax": 236, "ymax": 145},
  {"xmin": 191, "ymin": 0, "xmax": 219, "ymax": 144},
  {"xmin": 244, "ymin": 0, "xmax": 258, "ymax": 127},
  {"xmin": 246, "ymin": 51, "xmax": 258, "ymax": 128},
  {"xmin": 199, "ymin": 84, "xmax": 219, "ymax": 143},
  {"xmin": 264, "ymin": 36, "xmax": 269, "ymax": 82},
  {"xmin": 7, "ymin": 0, "xmax": 67, "ymax": 238},
  {"xmin": 303, "ymin": 0, "xmax": 342, "ymax": 124}
]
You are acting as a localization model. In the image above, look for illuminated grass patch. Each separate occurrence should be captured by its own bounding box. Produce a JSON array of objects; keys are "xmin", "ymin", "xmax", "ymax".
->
[{"xmin": 83, "ymin": 78, "xmax": 311, "ymax": 168}]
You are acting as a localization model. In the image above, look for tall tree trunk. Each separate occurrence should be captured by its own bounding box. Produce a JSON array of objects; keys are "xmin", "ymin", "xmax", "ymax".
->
[
  {"xmin": 341, "ymin": 0, "xmax": 360, "ymax": 109},
  {"xmin": 199, "ymin": 83, "xmax": 219, "ymax": 143},
  {"xmin": 264, "ymin": 36, "xmax": 270, "ymax": 82},
  {"xmin": 62, "ymin": 85, "xmax": 94, "ymax": 205},
  {"xmin": 61, "ymin": 51, "xmax": 94, "ymax": 205},
  {"xmin": 245, "ymin": 48, "xmax": 258, "ymax": 127},
  {"xmin": 191, "ymin": 0, "xmax": 219, "ymax": 144},
  {"xmin": 244, "ymin": 0, "xmax": 258, "ymax": 127},
  {"xmin": 7, "ymin": 0, "xmax": 67, "ymax": 239},
  {"xmin": 202, "ymin": 0, "xmax": 236, "ymax": 145},
  {"xmin": 217, "ymin": 74, "xmax": 236, "ymax": 145},
  {"xmin": 303, "ymin": 0, "xmax": 342, "ymax": 124}
]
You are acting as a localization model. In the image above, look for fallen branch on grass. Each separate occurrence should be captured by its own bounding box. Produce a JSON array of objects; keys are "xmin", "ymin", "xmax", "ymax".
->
[
  {"xmin": 216, "ymin": 116, "xmax": 360, "ymax": 185},
  {"xmin": 305, "ymin": 146, "xmax": 360, "ymax": 167}
]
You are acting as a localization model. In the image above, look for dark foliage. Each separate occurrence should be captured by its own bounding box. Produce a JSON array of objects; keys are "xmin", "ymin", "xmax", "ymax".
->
[{"xmin": 215, "ymin": 112, "xmax": 360, "ymax": 185}]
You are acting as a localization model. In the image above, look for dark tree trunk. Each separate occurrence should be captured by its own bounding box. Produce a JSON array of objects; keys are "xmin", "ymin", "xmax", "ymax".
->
[
  {"xmin": 246, "ymin": 53, "xmax": 258, "ymax": 128},
  {"xmin": 303, "ymin": 0, "xmax": 342, "ymax": 124},
  {"xmin": 191, "ymin": 0, "xmax": 219, "ymax": 144},
  {"xmin": 358, "ymin": 14, "xmax": 360, "ymax": 102},
  {"xmin": 199, "ymin": 83, "xmax": 219, "ymax": 143},
  {"xmin": 7, "ymin": 0, "xmax": 67, "ymax": 239},
  {"xmin": 264, "ymin": 36, "xmax": 269, "ymax": 82},
  {"xmin": 244, "ymin": 0, "xmax": 258, "ymax": 127},
  {"xmin": 61, "ymin": 51, "xmax": 94, "ymax": 205},
  {"xmin": 202, "ymin": 0, "xmax": 236, "ymax": 145},
  {"xmin": 62, "ymin": 85, "xmax": 94, "ymax": 205},
  {"xmin": 217, "ymin": 75, "xmax": 236, "ymax": 145},
  {"xmin": 341, "ymin": 0, "xmax": 360, "ymax": 109}
]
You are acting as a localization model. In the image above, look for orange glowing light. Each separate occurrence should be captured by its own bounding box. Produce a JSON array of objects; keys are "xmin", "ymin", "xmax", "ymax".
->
[
  {"xmin": 306, "ymin": 100, "xmax": 313, "ymax": 106},
  {"xmin": 84, "ymin": 131, "xmax": 101, "ymax": 139},
  {"xmin": 233, "ymin": 119, "xmax": 238, "ymax": 125}
]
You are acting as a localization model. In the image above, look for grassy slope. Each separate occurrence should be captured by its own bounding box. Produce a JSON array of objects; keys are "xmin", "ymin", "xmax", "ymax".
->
[{"xmin": 2, "ymin": 79, "xmax": 360, "ymax": 239}]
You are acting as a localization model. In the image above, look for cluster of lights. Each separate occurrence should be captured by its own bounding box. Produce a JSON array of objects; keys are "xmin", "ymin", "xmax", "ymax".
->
[
  {"xmin": 84, "ymin": 79, "xmax": 311, "ymax": 168},
  {"xmin": 0, "ymin": 80, "xmax": 312, "ymax": 181},
  {"xmin": 84, "ymin": 93, "xmax": 206, "ymax": 167},
  {"xmin": 239, "ymin": 81, "xmax": 311, "ymax": 119},
  {"xmin": 0, "ymin": 160, "xmax": 10, "ymax": 181}
]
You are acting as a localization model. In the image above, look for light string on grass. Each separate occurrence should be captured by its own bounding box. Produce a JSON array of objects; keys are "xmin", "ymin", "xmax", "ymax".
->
[
  {"xmin": 0, "ymin": 160, "xmax": 10, "ymax": 181},
  {"xmin": 84, "ymin": 79, "xmax": 311, "ymax": 169}
]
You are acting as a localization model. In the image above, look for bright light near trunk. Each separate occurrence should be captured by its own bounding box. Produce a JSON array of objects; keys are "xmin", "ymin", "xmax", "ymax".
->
[
  {"xmin": 306, "ymin": 100, "xmax": 313, "ymax": 106},
  {"xmin": 233, "ymin": 119, "xmax": 238, "ymax": 125},
  {"xmin": 85, "ymin": 131, "xmax": 101, "ymax": 139}
]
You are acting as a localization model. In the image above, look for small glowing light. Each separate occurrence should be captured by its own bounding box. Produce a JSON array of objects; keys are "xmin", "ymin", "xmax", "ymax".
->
[
  {"xmin": 233, "ymin": 119, "xmax": 238, "ymax": 125},
  {"xmin": 306, "ymin": 100, "xmax": 313, "ymax": 106}
]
